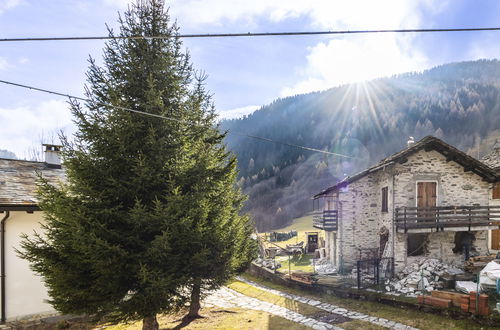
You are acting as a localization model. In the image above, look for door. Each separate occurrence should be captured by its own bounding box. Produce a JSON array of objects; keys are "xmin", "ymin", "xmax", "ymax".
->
[
  {"xmin": 492, "ymin": 229, "xmax": 500, "ymax": 250},
  {"xmin": 307, "ymin": 233, "xmax": 318, "ymax": 253},
  {"xmin": 417, "ymin": 182, "xmax": 437, "ymax": 224}
]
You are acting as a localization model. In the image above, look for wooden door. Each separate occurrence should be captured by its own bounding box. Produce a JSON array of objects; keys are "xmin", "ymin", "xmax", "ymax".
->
[
  {"xmin": 417, "ymin": 182, "xmax": 437, "ymax": 223},
  {"xmin": 492, "ymin": 229, "xmax": 500, "ymax": 250},
  {"xmin": 417, "ymin": 182, "xmax": 437, "ymax": 208}
]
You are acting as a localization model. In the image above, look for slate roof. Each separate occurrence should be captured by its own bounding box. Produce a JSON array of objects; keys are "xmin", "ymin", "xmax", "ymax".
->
[
  {"xmin": 481, "ymin": 142, "xmax": 500, "ymax": 170},
  {"xmin": 314, "ymin": 136, "xmax": 498, "ymax": 198},
  {"xmin": 0, "ymin": 158, "xmax": 65, "ymax": 207}
]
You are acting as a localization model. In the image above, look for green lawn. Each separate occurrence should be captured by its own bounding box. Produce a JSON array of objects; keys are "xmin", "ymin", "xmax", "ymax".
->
[
  {"xmin": 261, "ymin": 214, "xmax": 324, "ymax": 251},
  {"xmin": 276, "ymin": 254, "xmax": 314, "ymax": 273}
]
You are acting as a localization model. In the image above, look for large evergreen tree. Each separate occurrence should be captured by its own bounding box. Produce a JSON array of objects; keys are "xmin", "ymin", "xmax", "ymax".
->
[{"xmin": 19, "ymin": 1, "xmax": 255, "ymax": 329}]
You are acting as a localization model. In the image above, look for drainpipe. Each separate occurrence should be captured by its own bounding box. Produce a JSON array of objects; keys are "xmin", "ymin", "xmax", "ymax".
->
[
  {"xmin": 1, "ymin": 211, "xmax": 10, "ymax": 323},
  {"xmin": 392, "ymin": 172, "xmax": 396, "ymax": 270}
]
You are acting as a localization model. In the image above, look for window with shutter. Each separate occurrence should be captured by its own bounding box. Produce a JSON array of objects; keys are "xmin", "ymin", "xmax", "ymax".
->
[{"xmin": 381, "ymin": 186, "xmax": 388, "ymax": 212}]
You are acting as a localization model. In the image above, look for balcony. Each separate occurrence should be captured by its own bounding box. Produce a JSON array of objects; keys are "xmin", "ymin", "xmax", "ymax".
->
[
  {"xmin": 313, "ymin": 210, "xmax": 338, "ymax": 231},
  {"xmin": 395, "ymin": 205, "xmax": 500, "ymax": 233}
]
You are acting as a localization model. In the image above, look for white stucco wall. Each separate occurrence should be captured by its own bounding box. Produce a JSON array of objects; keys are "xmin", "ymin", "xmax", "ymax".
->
[{"xmin": 4, "ymin": 211, "xmax": 55, "ymax": 321}]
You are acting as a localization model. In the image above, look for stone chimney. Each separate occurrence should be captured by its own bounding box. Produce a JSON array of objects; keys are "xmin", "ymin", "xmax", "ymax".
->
[
  {"xmin": 407, "ymin": 136, "xmax": 415, "ymax": 148},
  {"xmin": 43, "ymin": 144, "xmax": 62, "ymax": 169}
]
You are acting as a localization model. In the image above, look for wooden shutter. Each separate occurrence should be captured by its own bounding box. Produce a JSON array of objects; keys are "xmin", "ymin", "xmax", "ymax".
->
[
  {"xmin": 493, "ymin": 183, "xmax": 500, "ymax": 199},
  {"xmin": 381, "ymin": 187, "xmax": 388, "ymax": 212},
  {"xmin": 492, "ymin": 229, "xmax": 500, "ymax": 250}
]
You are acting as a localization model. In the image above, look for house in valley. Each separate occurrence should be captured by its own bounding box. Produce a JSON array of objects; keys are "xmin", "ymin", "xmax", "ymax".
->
[
  {"xmin": 312, "ymin": 136, "xmax": 500, "ymax": 272},
  {"xmin": 0, "ymin": 145, "xmax": 64, "ymax": 322}
]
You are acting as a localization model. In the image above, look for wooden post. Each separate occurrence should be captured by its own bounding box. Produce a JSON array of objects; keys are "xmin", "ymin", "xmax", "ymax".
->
[{"xmin": 288, "ymin": 254, "xmax": 291, "ymax": 277}]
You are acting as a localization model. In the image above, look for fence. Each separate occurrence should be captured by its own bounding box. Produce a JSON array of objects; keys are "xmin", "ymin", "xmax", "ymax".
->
[{"xmin": 356, "ymin": 257, "xmax": 394, "ymax": 289}]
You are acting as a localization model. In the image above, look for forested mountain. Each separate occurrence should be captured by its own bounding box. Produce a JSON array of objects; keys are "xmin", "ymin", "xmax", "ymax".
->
[{"xmin": 221, "ymin": 59, "xmax": 500, "ymax": 231}]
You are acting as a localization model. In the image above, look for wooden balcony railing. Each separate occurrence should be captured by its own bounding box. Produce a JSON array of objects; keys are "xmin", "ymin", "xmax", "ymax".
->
[
  {"xmin": 395, "ymin": 205, "xmax": 500, "ymax": 232},
  {"xmin": 312, "ymin": 210, "xmax": 338, "ymax": 231}
]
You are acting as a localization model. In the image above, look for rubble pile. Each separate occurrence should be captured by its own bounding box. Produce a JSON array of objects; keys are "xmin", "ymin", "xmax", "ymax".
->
[
  {"xmin": 254, "ymin": 257, "xmax": 281, "ymax": 270},
  {"xmin": 385, "ymin": 258, "xmax": 464, "ymax": 296},
  {"xmin": 314, "ymin": 258, "xmax": 337, "ymax": 274}
]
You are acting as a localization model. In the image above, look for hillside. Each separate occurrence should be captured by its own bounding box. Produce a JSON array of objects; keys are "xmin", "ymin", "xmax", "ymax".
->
[{"xmin": 221, "ymin": 59, "xmax": 500, "ymax": 232}]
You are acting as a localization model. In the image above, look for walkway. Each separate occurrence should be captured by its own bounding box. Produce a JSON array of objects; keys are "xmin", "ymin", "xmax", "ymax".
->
[{"xmin": 203, "ymin": 276, "xmax": 419, "ymax": 330}]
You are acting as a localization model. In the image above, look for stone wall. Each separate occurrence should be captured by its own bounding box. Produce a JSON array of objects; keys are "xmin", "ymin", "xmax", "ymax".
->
[
  {"xmin": 337, "ymin": 167, "xmax": 394, "ymax": 271},
  {"xmin": 393, "ymin": 150, "xmax": 490, "ymax": 209}
]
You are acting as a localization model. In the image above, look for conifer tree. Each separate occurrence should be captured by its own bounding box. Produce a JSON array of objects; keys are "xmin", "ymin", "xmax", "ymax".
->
[{"xmin": 19, "ymin": 1, "xmax": 255, "ymax": 329}]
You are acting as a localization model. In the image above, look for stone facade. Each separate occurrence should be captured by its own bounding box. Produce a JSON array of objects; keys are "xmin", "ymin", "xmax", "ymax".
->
[{"xmin": 319, "ymin": 147, "xmax": 498, "ymax": 272}]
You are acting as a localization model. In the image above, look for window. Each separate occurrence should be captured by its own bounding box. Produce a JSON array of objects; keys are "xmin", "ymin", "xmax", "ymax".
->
[
  {"xmin": 381, "ymin": 186, "xmax": 388, "ymax": 212},
  {"xmin": 493, "ymin": 183, "xmax": 500, "ymax": 199}
]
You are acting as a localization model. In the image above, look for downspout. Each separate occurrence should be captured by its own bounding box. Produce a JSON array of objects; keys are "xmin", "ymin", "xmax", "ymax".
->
[
  {"xmin": 1, "ymin": 211, "xmax": 10, "ymax": 324},
  {"xmin": 391, "ymin": 172, "xmax": 396, "ymax": 269}
]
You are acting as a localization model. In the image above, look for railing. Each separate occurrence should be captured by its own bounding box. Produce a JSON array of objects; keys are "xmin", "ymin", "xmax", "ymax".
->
[
  {"xmin": 395, "ymin": 205, "xmax": 500, "ymax": 232},
  {"xmin": 312, "ymin": 210, "xmax": 338, "ymax": 231}
]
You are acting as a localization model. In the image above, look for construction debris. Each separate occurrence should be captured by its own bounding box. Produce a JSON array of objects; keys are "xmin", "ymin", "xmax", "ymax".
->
[
  {"xmin": 290, "ymin": 271, "xmax": 315, "ymax": 285},
  {"xmin": 464, "ymin": 254, "xmax": 497, "ymax": 273},
  {"xmin": 479, "ymin": 260, "xmax": 500, "ymax": 291},
  {"xmin": 314, "ymin": 258, "xmax": 337, "ymax": 275},
  {"xmin": 455, "ymin": 281, "xmax": 479, "ymax": 294},
  {"xmin": 254, "ymin": 257, "xmax": 281, "ymax": 270},
  {"xmin": 385, "ymin": 258, "xmax": 464, "ymax": 295}
]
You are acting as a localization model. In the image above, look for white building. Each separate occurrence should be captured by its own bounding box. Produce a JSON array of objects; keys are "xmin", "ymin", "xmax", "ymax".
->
[{"xmin": 0, "ymin": 145, "xmax": 64, "ymax": 322}]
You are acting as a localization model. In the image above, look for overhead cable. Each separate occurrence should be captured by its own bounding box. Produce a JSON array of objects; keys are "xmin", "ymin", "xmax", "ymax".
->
[
  {"xmin": 0, "ymin": 79, "xmax": 354, "ymax": 158},
  {"xmin": 1, "ymin": 27, "xmax": 500, "ymax": 42}
]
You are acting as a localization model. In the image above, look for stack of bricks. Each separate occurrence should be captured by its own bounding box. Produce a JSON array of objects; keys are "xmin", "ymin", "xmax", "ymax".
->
[
  {"xmin": 460, "ymin": 291, "xmax": 491, "ymax": 316},
  {"xmin": 417, "ymin": 295, "xmax": 451, "ymax": 308}
]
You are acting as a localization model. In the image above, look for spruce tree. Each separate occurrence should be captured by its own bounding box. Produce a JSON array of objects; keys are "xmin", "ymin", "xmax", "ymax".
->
[{"xmin": 19, "ymin": 1, "xmax": 255, "ymax": 328}]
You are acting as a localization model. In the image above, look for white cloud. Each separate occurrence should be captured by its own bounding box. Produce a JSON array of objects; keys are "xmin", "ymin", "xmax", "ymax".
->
[
  {"xmin": 0, "ymin": 57, "xmax": 8, "ymax": 70},
  {"xmin": 169, "ymin": 0, "xmax": 434, "ymax": 29},
  {"xmin": 218, "ymin": 105, "xmax": 260, "ymax": 120},
  {"xmin": 0, "ymin": 100, "xmax": 75, "ymax": 157},
  {"xmin": 281, "ymin": 34, "xmax": 429, "ymax": 96},
  {"xmin": 0, "ymin": 0, "xmax": 22, "ymax": 14}
]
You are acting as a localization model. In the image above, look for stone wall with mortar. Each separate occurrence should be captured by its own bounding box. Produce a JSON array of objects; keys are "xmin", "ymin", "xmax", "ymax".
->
[
  {"xmin": 336, "ymin": 168, "xmax": 394, "ymax": 271},
  {"xmin": 392, "ymin": 149, "xmax": 491, "ymax": 269}
]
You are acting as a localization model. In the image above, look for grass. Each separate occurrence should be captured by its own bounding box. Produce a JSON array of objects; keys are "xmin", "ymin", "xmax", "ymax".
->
[
  {"xmin": 276, "ymin": 254, "xmax": 314, "ymax": 273},
  {"xmin": 241, "ymin": 273, "xmax": 499, "ymax": 330},
  {"xmin": 228, "ymin": 280, "xmax": 383, "ymax": 329},
  {"xmin": 104, "ymin": 308, "xmax": 310, "ymax": 330},
  {"xmin": 260, "ymin": 214, "xmax": 324, "ymax": 251}
]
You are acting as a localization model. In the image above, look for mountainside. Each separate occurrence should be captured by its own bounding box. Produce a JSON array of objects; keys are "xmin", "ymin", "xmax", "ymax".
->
[{"xmin": 220, "ymin": 59, "xmax": 500, "ymax": 231}]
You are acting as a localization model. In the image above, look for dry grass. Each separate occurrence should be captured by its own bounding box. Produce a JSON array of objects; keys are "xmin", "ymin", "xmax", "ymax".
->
[{"xmin": 103, "ymin": 308, "xmax": 310, "ymax": 330}]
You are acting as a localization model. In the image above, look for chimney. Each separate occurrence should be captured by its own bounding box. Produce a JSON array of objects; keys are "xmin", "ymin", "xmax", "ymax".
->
[
  {"xmin": 43, "ymin": 144, "xmax": 62, "ymax": 169},
  {"xmin": 407, "ymin": 136, "xmax": 415, "ymax": 148},
  {"xmin": 494, "ymin": 139, "xmax": 500, "ymax": 150}
]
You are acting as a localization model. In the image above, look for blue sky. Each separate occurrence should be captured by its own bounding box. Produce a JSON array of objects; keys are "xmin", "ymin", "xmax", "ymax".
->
[{"xmin": 1, "ymin": 0, "xmax": 500, "ymax": 157}]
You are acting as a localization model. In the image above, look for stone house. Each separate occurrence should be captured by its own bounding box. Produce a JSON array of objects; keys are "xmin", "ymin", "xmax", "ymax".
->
[
  {"xmin": 312, "ymin": 136, "xmax": 500, "ymax": 272},
  {"xmin": 0, "ymin": 145, "xmax": 64, "ymax": 322}
]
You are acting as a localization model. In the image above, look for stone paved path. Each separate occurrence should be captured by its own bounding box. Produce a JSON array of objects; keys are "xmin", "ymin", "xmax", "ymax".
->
[
  {"xmin": 233, "ymin": 276, "xmax": 419, "ymax": 330},
  {"xmin": 204, "ymin": 286, "xmax": 342, "ymax": 330}
]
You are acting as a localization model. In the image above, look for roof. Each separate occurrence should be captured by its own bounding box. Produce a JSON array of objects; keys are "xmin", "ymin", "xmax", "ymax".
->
[
  {"xmin": 314, "ymin": 136, "xmax": 498, "ymax": 198},
  {"xmin": 481, "ymin": 144, "xmax": 500, "ymax": 170},
  {"xmin": 0, "ymin": 158, "xmax": 65, "ymax": 208}
]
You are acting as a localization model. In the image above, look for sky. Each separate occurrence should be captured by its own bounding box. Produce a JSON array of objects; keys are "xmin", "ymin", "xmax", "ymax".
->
[{"xmin": 1, "ymin": 0, "xmax": 500, "ymax": 158}]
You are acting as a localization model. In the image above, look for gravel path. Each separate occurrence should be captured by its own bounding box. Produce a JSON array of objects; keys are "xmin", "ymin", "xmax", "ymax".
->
[{"xmin": 234, "ymin": 276, "xmax": 419, "ymax": 330}]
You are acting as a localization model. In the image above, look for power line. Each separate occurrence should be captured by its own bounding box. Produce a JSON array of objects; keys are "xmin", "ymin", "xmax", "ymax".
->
[
  {"xmin": 0, "ymin": 79, "xmax": 354, "ymax": 159},
  {"xmin": 232, "ymin": 132, "xmax": 354, "ymax": 159},
  {"xmin": 1, "ymin": 27, "xmax": 500, "ymax": 42}
]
